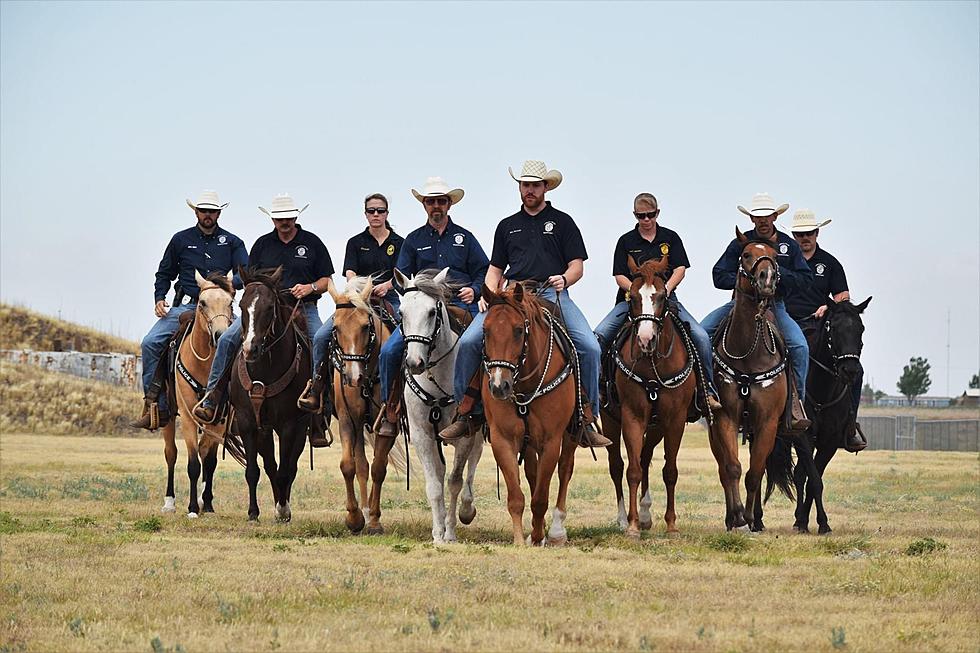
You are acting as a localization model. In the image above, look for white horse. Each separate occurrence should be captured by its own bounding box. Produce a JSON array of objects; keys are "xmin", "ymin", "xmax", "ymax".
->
[{"xmin": 394, "ymin": 268, "xmax": 484, "ymax": 544}]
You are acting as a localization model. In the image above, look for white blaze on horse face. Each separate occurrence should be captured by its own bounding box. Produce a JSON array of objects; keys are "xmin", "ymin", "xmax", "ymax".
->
[
  {"xmin": 242, "ymin": 296, "xmax": 259, "ymax": 353},
  {"xmin": 637, "ymin": 284, "xmax": 656, "ymax": 348}
]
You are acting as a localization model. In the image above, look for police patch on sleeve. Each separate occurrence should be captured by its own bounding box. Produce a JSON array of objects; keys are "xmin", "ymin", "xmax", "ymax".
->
[
  {"xmin": 454, "ymin": 234, "xmax": 464, "ymax": 245},
  {"xmin": 386, "ymin": 244, "xmax": 395, "ymax": 256},
  {"xmin": 778, "ymin": 243, "xmax": 789, "ymax": 255},
  {"xmin": 218, "ymin": 235, "xmax": 227, "ymax": 244}
]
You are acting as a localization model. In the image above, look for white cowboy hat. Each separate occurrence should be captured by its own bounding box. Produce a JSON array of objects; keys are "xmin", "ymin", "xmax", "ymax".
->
[
  {"xmin": 790, "ymin": 208, "xmax": 831, "ymax": 232},
  {"xmin": 737, "ymin": 192, "xmax": 789, "ymax": 218},
  {"xmin": 259, "ymin": 193, "xmax": 309, "ymax": 220},
  {"xmin": 186, "ymin": 190, "xmax": 228, "ymax": 211},
  {"xmin": 411, "ymin": 177, "xmax": 464, "ymax": 205},
  {"xmin": 509, "ymin": 160, "xmax": 562, "ymax": 191}
]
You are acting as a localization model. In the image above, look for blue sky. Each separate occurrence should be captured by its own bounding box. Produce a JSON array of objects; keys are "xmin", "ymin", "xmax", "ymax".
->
[{"xmin": 1, "ymin": 1, "xmax": 978, "ymax": 395}]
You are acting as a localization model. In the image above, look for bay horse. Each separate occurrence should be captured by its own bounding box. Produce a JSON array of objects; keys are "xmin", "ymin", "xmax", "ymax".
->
[
  {"xmin": 709, "ymin": 229, "xmax": 790, "ymax": 531},
  {"xmin": 481, "ymin": 282, "xmax": 579, "ymax": 546},
  {"xmin": 228, "ymin": 267, "xmax": 311, "ymax": 522},
  {"xmin": 790, "ymin": 297, "xmax": 872, "ymax": 533},
  {"xmin": 602, "ymin": 255, "xmax": 697, "ymax": 538},
  {"xmin": 161, "ymin": 270, "xmax": 234, "ymax": 517},
  {"xmin": 395, "ymin": 267, "xmax": 483, "ymax": 544},
  {"xmin": 327, "ymin": 276, "xmax": 399, "ymax": 534}
]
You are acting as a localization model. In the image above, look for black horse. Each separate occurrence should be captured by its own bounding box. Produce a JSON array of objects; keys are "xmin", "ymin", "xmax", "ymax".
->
[{"xmin": 781, "ymin": 297, "xmax": 872, "ymax": 534}]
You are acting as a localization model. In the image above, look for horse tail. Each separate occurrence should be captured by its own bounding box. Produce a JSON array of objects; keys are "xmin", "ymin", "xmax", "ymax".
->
[{"xmin": 764, "ymin": 438, "xmax": 795, "ymax": 503}]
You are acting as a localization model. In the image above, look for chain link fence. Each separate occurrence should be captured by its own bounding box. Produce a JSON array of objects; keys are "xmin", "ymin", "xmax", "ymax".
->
[{"xmin": 862, "ymin": 415, "xmax": 978, "ymax": 452}]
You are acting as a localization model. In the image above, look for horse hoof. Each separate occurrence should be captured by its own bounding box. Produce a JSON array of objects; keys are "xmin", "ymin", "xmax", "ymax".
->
[
  {"xmin": 346, "ymin": 512, "xmax": 365, "ymax": 534},
  {"xmin": 752, "ymin": 523, "xmax": 766, "ymax": 533},
  {"xmin": 458, "ymin": 504, "xmax": 476, "ymax": 525},
  {"xmin": 202, "ymin": 505, "xmax": 215, "ymax": 514},
  {"xmin": 734, "ymin": 524, "xmax": 750, "ymax": 533},
  {"xmin": 364, "ymin": 524, "xmax": 384, "ymax": 536},
  {"xmin": 818, "ymin": 525, "xmax": 833, "ymax": 535},
  {"xmin": 638, "ymin": 518, "xmax": 653, "ymax": 531},
  {"xmin": 248, "ymin": 513, "xmax": 259, "ymax": 522},
  {"xmin": 793, "ymin": 525, "xmax": 809, "ymax": 534},
  {"xmin": 625, "ymin": 527, "xmax": 641, "ymax": 540},
  {"xmin": 547, "ymin": 533, "xmax": 568, "ymax": 546},
  {"xmin": 161, "ymin": 498, "xmax": 176, "ymax": 514},
  {"xmin": 186, "ymin": 512, "xmax": 199, "ymax": 519},
  {"xmin": 666, "ymin": 529, "xmax": 681, "ymax": 539},
  {"xmin": 274, "ymin": 502, "xmax": 291, "ymax": 523}
]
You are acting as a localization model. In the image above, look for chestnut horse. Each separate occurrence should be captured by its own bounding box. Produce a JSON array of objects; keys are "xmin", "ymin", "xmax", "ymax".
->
[
  {"xmin": 327, "ymin": 276, "xmax": 399, "ymax": 535},
  {"xmin": 709, "ymin": 229, "xmax": 788, "ymax": 531},
  {"xmin": 482, "ymin": 283, "xmax": 578, "ymax": 546},
  {"xmin": 603, "ymin": 255, "xmax": 697, "ymax": 537},
  {"xmin": 228, "ymin": 267, "xmax": 311, "ymax": 522},
  {"xmin": 161, "ymin": 270, "xmax": 234, "ymax": 517}
]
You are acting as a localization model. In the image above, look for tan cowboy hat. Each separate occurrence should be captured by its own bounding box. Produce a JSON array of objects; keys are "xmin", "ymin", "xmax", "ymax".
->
[
  {"xmin": 259, "ymin": 193, "xmax": 309, "ymax": 220},
  {"xmin": 790, "ymin": 208, "xmax": 832, "ymax": 232},
  {"xmin": 509, "ymin": 160, "xmax": 562, "ymax": 191},
  {"xmin": 186, "ymin": 190, "xmax": 228, "ymax": 211},
  {"xmin": 411, "ymin": 177, "xmax": 464, "ymax": 205},
  {"xmin": 737, "ymin": 192, "xmax": 789, "ymax": 218}
]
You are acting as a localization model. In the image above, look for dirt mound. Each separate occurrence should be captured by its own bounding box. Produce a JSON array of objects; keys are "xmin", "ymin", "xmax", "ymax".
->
[{"xmin": 0, "ymin": 303, "xmax": 139, "ymax": 355}]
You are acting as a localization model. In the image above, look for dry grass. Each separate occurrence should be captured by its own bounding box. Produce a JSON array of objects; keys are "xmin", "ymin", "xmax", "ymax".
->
[
  {"xmin": 0, "ymin": 430, "xmax": 977, "ymax": 652},
  {"xmin": 0, "ymin": 361, "xmax": 143, "ymax": 437},
  {"xmin": 0, "ymin": 303, "xmax": 139, "ymax": 354}
]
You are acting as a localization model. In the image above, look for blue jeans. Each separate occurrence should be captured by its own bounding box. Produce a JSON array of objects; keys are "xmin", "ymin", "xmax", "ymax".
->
[
  {"xmin": 454, "ymin": 288, "xmax": 601, "ymax": 417},
  {"xmin": 204, "ymin": 303, "xmax": 322, "ymax": 396},
  {"xmin": 379, "ymin": 298, "xmax": 475, "ymax": 402},
  {"xmin": 140, "ymin": 304, "xmax": 197, "ymax": 412},
  {"xmin": 701, "ymin": 299, "xmax": 808, "ymax": 400},
  {"xmin": 312, "ymin": 289, "xmax": 401, "ymax": 372},
  {"xmin": 593, "ymin": 297, "xmax": 718, "ymax": 396}
]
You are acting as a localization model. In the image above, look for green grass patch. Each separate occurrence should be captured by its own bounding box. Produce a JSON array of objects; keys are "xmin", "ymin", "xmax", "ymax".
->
[
  {"xmin": 703, "ymin": 531, "xmax": 751, "ymax": 553},
  {"xmin": 819, "ymin": 534, "xmax": 872, "ymax": 556},
  {"xmin": 905, "ymin": 537, "xmax": 947, "ymax": 556},
  {"xmin": 62, "ymin": 475, "xmax": 148, "ymax": 501},
  {"xmin": 0, "ymin": 512, "xmax": 23, "ymax": 534},
  {"xmin": 133, "ymin": 516, "xmax": 162, "ymax": 533}
]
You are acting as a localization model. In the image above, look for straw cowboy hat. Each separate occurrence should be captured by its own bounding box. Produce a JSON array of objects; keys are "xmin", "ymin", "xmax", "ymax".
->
[
  {"xmin": 186, "ymin": 190, "xmax": 228, "ymax": 211},
  {"xmin": 259, "ymin": 193, "xmax": 309, "ymax": 220},
  {"xmin": 509, "ymin": 160, "xmax": 562, "ymax": 191},
  {"xmin": 790, "ymin": 208, "xmax": 832, "ymax": 232},
  {"xmin": 411, "ymin": 177, "xmax": 464, "ymax": 205},
  {"xmin": 737, "ymin": 192, "xmax": 789, "ymax": 218}
]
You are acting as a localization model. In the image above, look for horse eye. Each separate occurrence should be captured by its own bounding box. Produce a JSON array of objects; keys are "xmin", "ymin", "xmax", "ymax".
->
[
  {"xmin": 199, "ymin": 300, "xmax": 206, "ymax": 307},
  {"xmin": 429, "ymin": 308, "xmax": 436, "ymax": 317},
  {"xmin": 513, "ymin": 326, "xmax": 522, "ymax": 337}
]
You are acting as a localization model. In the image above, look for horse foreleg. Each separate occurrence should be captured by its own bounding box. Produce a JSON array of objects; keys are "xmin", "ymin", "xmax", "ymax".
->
[
  {"xmin": 242, "ymin": 422, "xmax": 261, "ymax": 521},
  {"xmin": 414, "ymin": 432, "xmax": 447, "ymax": 543},
  {"xmin": 354, "ymin": 427, "xmax": 370, "ymax": 516},
  {"xmin": 813, "ymin": 444, "xmax": 836, "ymax": 534},
  {"xmin": 180, "ymin": 420, "xmax": 202, "ymax": 518},
  {"xmin": 638, "ymin": 422, "xmax": 662, "ymax": 531},
  {"xmin": 199, "ymin": 436, "xmax": 219, "ymax": 513},
  {"xmin": 162, "ymin": 421, "xmax": 178, "ymax": 514},
  {"xmin": 529, "ymin": 430, "xmax": 562, "ymax": 547},
  {"xmin": 548, "ymin": 432, "xmax": 576, "ymax": 546},
  {"xmin": 256, "ymin": 428, "xmax": 281, "ymax": 508},
  {"xmin": 444, "ymin": 439, "xmax": 470, "ymax": 543},
  {"xmin": 339, "ymin": 424, "xmax": 364, "ymax": 533},
  {"xmin": 489, "ymin": 426, "xmax": 525, "ymax": 545},
  {"xmin": 745, "ymin": 419, "xmax": 778, "ymax": 532},
  {"xmin": 708, "ymin": 414, "xmax": 746, "ymax": 530},
  {"xmin": 621, "ymin": 410, "xmax": 646, "ymax": 539},
  {"xmin": 366, "ymin": 434, "xmax": 396, "ymax": 535},
  {"xmin": 661, "ymin": 411, "xmax": 685, "ymax": 535},
  {"xmin": 274, "ymin": 420, "xmax": 307, "ymax": 523},
  {"xmin": 602, "ymin": 410, "xmax": 627, "ymax": 530}
]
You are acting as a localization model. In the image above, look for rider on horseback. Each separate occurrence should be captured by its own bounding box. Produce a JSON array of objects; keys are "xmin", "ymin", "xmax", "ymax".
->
[
  {"xmin": 444, "ymin": 160, "xmax": 612, "ymax": 448},
  {"xmin": 131, "ymin": 190, "xmax": 248, "ymax": 430},
  {"xmin": 700, "ymin": 192, "xmax": 813, "ymax": 431},
  {"xmin": 785, "ymin": 209, "xmax": 867, "ymax": 451}
]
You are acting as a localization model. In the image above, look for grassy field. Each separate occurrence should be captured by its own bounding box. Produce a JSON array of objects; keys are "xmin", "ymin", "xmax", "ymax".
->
[
  {"xmin": 1, "ymin": 429, "xmax": 977, "ymax": 652},
  {"xmin": 0, "ymin": 303, "xmax": 139, "ymax": 355}
]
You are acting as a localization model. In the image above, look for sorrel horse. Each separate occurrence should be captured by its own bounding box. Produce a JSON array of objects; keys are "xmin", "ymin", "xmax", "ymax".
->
[
  {"xmin": 602, "ymin": 256, "xmax": 697, "ymax": 537},
  {"xmin": 327, "ymin": 276, "xmax": 399, "ymax": 534},
  {"xmin": 709, "ymin": 229, "xmax": 790, "ymax": 531},
  {"xmin": 790, "ymin": 297, "xmax": 872, "ymax": 533},
  {"xmin": 481, "ymin": 282, "xmax": 579, "ymax": 546},
  {"xmin": 161, "ymin": 270, "xmax": 234, "ymax": 517},
  {"xmin": 395, "ymin": 267, "xmax": 484, "ymax": 544},
  {"xmin": 228, "ymin": 267, "xmax": 311, "ymax": 522}
]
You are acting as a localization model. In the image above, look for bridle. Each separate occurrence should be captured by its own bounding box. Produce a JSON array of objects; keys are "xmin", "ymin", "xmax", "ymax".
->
[
  {"xmin": 330, "ymin": 302, "xmax": 379, "ymax": 386},
  {"xmin": 193, "ymin": 284, "xmax": 234, "ymax": 355},
  {"xmin": 721, "ymin": 248, "xmax": 780, "ymax": 361},
  {"xmin": 242, "ymin": 282, "xmax": 300, "ymax": 360},
  {"xmin": 626, "ymin": 273, "xmax": 673, "ymax": 360},
  {"xmin": 736, "ymin": 253, "xmax": 781, "ymax": 299},
  {"xmin": 400, "ymin": 287, "xmax": 456, "ymax": 369}
]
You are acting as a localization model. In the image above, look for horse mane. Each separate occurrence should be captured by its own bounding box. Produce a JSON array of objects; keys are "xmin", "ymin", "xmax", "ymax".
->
[
  {"xmin": 408, "ymin": 269, "xmax": 464, "ymax": 303},
  {"xmin": 239, "ymin": 267, "xmax": 281, "ymax": 290},
  {"xmin": 205, "ymin": 271, "xmax": 233, "ymax": 294},
  {"xmin": 497, "ymin": 285, "xmax": 546, "ymax": 324},
  {"xmin": 342, "ymin": 276, "xmax": 379, "ymax": 317}
]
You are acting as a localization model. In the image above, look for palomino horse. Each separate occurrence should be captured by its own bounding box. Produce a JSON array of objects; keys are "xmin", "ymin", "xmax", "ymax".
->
[
  {"xmin": 228, "ymin": 267, "xmax": 312, "ymax": 522},
  {"xmin": 395, "ymin": 267, "xmax": 483, "ymax": 544},
  {"xmin": 602, "ymin": 255, "xmax": 697, "ymax": 538},
  {"xmin": 328, "ymin": 276, "xmax": 399, "ymax": 534},
  {"xmin": 709, "ymin": 229, "xmax": 789, "ymax": 531},
  {"xmin": 482, "ymin": 282, "xmax": 579, "ymax": 546},
  {"xmin": 791, "ymin": 297, "xmax": 872, "ymax": 534},
  {"xmin": 161, "ymin": 270, "xmax": 234, "ymax": 517}
]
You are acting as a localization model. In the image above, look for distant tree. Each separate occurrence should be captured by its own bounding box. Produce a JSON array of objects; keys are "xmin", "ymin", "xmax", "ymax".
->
[
  {"xmin": 969, "ymin": 373, "xmax": 979, "ymax": 390},
  {"xmin": 874, "ymin": 389, "xmax": 886, "ymax": 402},
  {"xmin": 897, "ymin": 357, "xmax": 932, "ymax": 405},
  {"xmin": 861, "ymin": 382, "xmax": 875, "ymax": 403}
]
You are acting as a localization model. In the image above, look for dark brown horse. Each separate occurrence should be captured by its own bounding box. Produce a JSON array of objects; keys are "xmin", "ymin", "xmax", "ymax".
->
[
  {"xmin": 603, "ymin": 255, "xmax": 697, "ymax": 537},
  {"xmin": 709, "ymin": 229, "xmax": 788, "ymax": 531},
  {"xmin": 228, "ymin": 267, "xmax": 311, "ymax": 522},
  {"xmin": 482, "ymin": 283, "xmax": 578, "ymax": 546}
]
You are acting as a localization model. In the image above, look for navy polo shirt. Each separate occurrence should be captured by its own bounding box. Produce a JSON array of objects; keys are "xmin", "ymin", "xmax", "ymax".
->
[
  {"xmin": 248, "ymin": 225, "xmax": 335, "ymax": 301},
  {"xmin": 396, "ymin": 217, "xmax": 489, "ymax": 295},
  {"xmin": 712, "ymin": 228, "xmax": 813, "ymax": 299},
  {"xmin": 490, "ymin": 202, "xmax": 588, "ymax": 282},
  {"xmin": 154, "ymin": 225, "xmax": 248, "ymax": 303},
  {"xmin": 612, "ymin": 225, "xmax": 690, "ymax": 303},
  {"xmin": 343, "ymin": 228, "xmax": 404, "ymax": 283},
  {"xmin": 785, "ymin": 246, "xmax": 849, "ymax": 320}
]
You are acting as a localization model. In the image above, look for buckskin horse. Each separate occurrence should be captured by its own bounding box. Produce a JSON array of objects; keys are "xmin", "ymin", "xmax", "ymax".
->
[
  {"xmin": 327, "ymin": 276, "xmax": 400, "ymax": 535},
  {"xmin": 161, "ymin": 270, "xmax": 235, "ymax": 517},
  {"xmin": 602, "ymin": 255, "xmax": 698, "ymax": 537},
  {"xmin": 482, "ymin": 282, "xmax": 579, "ymax": 546},
  {"xmin": 395, "ymin": 267, "xmax": 483, "ymax": 544},
  {"xmin": 227, "ymin": 267, "xmax": 311, "ymax": 522},
  {"xmin": 709, "ymin": 229, "xmax": 794, "ymax": 531}
]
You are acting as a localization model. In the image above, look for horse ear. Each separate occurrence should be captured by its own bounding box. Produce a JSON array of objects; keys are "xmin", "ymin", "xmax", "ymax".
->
[
  {"xmin": 393, "ymin": 268, "xmax": 408, "ymax": 295},
  {"xmin": 434, "ymin": 267, "xmax": 450, "ymax": 285},
  {"xmin": 627, "ymin": 255, "xmax": 639, "ymax": 276},
  {"xmin": 195, "ymin": 270, "xmax": 207, "ymax": 288},
  {"xmin": 736, "ymin": 226, "xmax": 747, "ymax": 243},
  {"xmin": 512, "ymin": 282, "xmax": 525, "ymax": 303},
  {"xmin": 481, "ymin": 283, "xmax": 500, "ymax": 306},
  {"xmin": 360, "ymin": 278, "xmax": 374, "ymax": 302},
  {"xmin": 225, "ymin": 270, "xmax": 234, "ymax": 286},
  {"xmin": 855, "ymin": 296, "xmax": 872, "ymax": 313},
  {"xmin": 328, "ymin": 283, "xmax": 343, "ymax": 305},
  {"xmin": 270, "ymin": 266, "xmax": 284, "ymax": 287}
]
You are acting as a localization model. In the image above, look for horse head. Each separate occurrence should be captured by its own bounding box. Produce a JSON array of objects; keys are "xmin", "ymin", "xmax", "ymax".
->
[
  {"xmin": 481, "ymin": 282, "xmax": 535, "ymax": 401},
  {"xmin": 736, "ymin": 227, "xmax": 779, "ymax": 300},
  {"xmin": 240, "ymin": 266, "xmax": 283, "ymax": 363},
  {"xmin": 194, "ymin": 270, "xmax": 235, "ymax": 347},
  {"xmin": 627, "ymin": 254, "xmax": 669, "ymax": 354},
  {"xmin": 329, "ymin": 276, "xmax": 378, "ymax": 387},
  {"xmin": 823, "ymin": 296, "xmax": 871, "ymax": 382},
  {"xmin": 395, "ymin": 267, "xmax": 458, "ymax": 375}
]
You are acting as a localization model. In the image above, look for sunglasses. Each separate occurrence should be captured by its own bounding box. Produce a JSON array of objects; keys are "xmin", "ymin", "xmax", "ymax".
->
[
  {"xmin": 793, "ymin": 230, "xmax": 817, "ymax": 238},
  {"xmin": 424, "ymin": 197, "xmax": 450, "ymax": 206},
  {"xmin": 198, "ymin": 208, "xmax": 219, "ymax": 215},
  {"xmin": 365, "ymin": 208, "xmax": 388, "ymax": 215},
  {"xmin": 634, "ymin": 211, "xmax": 659, "ymax": 221}
]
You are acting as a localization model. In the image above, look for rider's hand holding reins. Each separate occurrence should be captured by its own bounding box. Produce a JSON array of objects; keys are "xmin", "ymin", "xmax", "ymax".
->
[
  {"xmin": 458, "ymin": 286, "xmax": 475, "ymax": 304},
  {"xmin": 547, "ymin": 275, "xmax": 566, "ymax": 292},
  {"xmin": 289, "ymin": 283, "xmax": 315, "ymax": 300},
  {"xmin": 154, "ymin": 300, "xmax": 169, "ymax": 318}
]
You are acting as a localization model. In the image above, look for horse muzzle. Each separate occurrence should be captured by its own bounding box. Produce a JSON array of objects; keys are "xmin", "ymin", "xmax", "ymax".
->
[{"xmin": 488, "ymin": 368, "xmax": 514, "ymax": 401}]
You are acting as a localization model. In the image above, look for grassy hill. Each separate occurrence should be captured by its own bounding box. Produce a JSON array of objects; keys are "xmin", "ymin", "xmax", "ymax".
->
[{"xmin": 0, "ymin": 303, "xmax": 139, "ymax": 355}]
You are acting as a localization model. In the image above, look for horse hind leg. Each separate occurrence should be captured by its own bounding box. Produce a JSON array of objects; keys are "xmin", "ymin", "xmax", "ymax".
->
[
  {"xmin": 199, "ymin": 436, "xmax": 219, "ymax": 513},
  {"xmin": 181, "ymin": 423, "xmax": 202, "ymax": 518},
  {"xmin": 458, "ymin": 435, "xmax": 484, "ymax": 528},
  {"xmin": 162, "ymin": 422, "xmax": 178, "ymax": 513},
  {"xmin": 660, "ymin": 413, "xmax": 685, "ymax": 535},
  {"xmin": 637, "ymin": 423, "xmax": 662, "ymax": 532},
  {"xmin": 547, "ymin": 432, "xmax": 576, "ymax": 546},
  {"xmin": 603, "ymin": 412, "xmax": 627, "ymax": 530}
]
